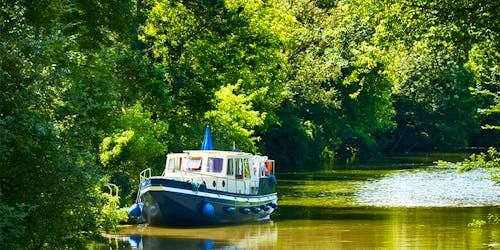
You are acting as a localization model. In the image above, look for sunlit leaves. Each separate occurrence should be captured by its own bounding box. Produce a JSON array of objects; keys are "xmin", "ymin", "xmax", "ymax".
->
[
  {"xmin": 437, "ymin": 147, "xmax": 500, "ymax": 188},
  {"xmin": 205, "ymin": 84, "xmax": 266, "ymax": 152},
  {"xmin": 95, "ymin": 192, "xmax": 128, "ymax": 233},
  {"xmin": 139, "ymin": 0, "xmax": 196, "ymax": 63},
  {"xmin": 100, "ymin": 103, "xmax": 168, "ymax": 176},
  {"xmin": 100, "ymin": 130, "xmax": 135, "ymax": 166}
]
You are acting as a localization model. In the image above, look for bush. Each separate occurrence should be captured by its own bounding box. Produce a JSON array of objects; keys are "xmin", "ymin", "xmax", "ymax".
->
[
  {"xmin": 97, "ymin": 193, "xmax": 128, "ymax": 233},
  {"xmin": 0, "ymin": 203, "xmax": 34, "ymax": 249}
]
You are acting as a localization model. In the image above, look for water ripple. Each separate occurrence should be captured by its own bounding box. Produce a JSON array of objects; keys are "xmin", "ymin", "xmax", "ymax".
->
[{"xmin": 356, "ymin": 168, "xmax": 500, "ymax": 207}]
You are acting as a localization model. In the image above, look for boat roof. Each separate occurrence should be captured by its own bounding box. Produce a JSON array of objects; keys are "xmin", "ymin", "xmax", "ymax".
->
[{"xmin": 167, "ymin": 150, "xmax": 253, "ymax": 158}]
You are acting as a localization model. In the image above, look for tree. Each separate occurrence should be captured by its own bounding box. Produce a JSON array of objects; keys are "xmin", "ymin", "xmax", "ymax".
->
[
  {"xmin": 265, "ymin": 0, "xmax": 395, "ymax": 168},
  {"xmin": 138, "ymin": 0, "xmax": 296, "ymax": 152},
  {"xmin": 99, "ymin": 103, "xmax": 168, "ymax": 203},
  {"xmin": 387, "ymin": 48, "xmax": 479, "ymax": 152},
  {"xmin": 0, "ymin": 0, "xmax": 150, "ymax": 247},
  {"xmin": 342, "ymin": 0, "xmax": 497, "ymax": 153},
  {"xmin": 205, "ymin": 84, "xmax": 266, "ymax": 152}
]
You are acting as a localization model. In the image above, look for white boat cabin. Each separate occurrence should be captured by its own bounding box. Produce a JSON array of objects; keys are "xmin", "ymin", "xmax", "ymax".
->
[{"xmin": 161, "ymin": 150, "xmax": 275, "ymax": 195}]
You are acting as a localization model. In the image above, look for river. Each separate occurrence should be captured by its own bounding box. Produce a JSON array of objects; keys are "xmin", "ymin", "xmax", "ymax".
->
[{"xmin": 92, "ymin": 154, "xmax": 500, "ymax": 249}]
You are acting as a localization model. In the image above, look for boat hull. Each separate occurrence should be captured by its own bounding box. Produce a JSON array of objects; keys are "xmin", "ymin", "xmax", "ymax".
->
[{"xmin": 139, "ymin": 180, "xmax": 278, "ymax": 226}]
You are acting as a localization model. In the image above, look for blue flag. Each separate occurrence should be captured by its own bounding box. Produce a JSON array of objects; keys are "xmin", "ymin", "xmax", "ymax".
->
[{"xmin": 201, "ymin": 126, "xmax": 214, "ymax": 150}]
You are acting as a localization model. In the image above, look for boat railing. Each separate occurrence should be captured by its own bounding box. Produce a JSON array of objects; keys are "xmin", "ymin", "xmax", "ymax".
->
[
  {"xmin": 140, "ymin": 168, "xmax": 151, "ymax": 183},
  {"xmin": 104, "ymin": 183, "xmax": 119, "ymax": 197}
]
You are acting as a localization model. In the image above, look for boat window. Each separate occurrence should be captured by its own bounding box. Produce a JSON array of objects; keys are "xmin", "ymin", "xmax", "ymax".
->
[
  {"xmin": 252, "ymin": 163, "xmax": 258, "ymax": 177},
  {"xmin": 207, "ymin": 157, "xmax": 223, "ymax": 173},
  {"xmin": 236, "ymin": 159, "xmax": 243, "ymax": 179},
  {"xmin": 227, "ymin": 159, "xmax": 234, "ymax": 176},
  {"xmin": 167, "ymin": 157, "xmax": 182, "ymax": 173},
  {"xmin": 243, "ymin": 158, "xmax": 250, "ymax": 179},
  {"xmin": 186, "ymin": 157, "xmax": 202, "ymax": 171},
  {"xmin": 259, "ymin": 161, "xmax": 266, "ymax": 177}
]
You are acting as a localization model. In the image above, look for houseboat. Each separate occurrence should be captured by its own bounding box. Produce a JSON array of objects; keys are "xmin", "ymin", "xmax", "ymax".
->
[{"xmin": 128, "ymin": 127, "xmax": 278, "ymax": 225}]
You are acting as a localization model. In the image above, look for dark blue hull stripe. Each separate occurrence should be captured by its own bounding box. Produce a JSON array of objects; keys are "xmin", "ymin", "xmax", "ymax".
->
[
  {"xmin": 140, "ymin": 186, "xmax": 277, "ymax": 204},
  {"xmin": 142, "ymin": 177, "xmax": 277, "ymax": 197}
]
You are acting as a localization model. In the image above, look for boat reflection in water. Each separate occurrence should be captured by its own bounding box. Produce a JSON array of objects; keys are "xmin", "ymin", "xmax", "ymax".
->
[{"xmin": 104, "ymin": 221, "xmax": 278, "ymax": 249}]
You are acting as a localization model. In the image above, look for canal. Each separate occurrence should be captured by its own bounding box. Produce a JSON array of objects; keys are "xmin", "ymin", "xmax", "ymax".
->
[{"xmin": 93, "ymin": 154, "xmax": 500, "ymax": 249}]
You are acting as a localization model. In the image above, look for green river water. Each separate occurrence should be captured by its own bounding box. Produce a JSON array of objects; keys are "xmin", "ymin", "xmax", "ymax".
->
[{"xmin": 92, "ymin": 154, "xmax": 500, "ymax": 249}]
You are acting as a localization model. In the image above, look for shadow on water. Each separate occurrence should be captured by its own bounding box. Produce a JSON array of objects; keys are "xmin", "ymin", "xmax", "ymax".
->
[
  {"xmin": 331, "ymin": 152, "xmax": 469, "ymax": 170},
  {"xmin": 274, "ymin": 205, "xmax": 391, "ymax": 221},
  {"xmin": 277, "ymin": 170, "xmax": 386, "ymax": 181},
  {"xmin": 274, "ymin": 205, "xmax": 500, "ymax": 226}
]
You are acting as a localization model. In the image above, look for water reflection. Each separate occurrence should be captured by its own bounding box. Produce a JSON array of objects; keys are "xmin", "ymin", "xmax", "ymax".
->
[
  {"xmin": 120, "ymin": 235, "xmax": 231, "ymax": 249},
  {"xmin": 274, "ymin": 206, "xmax": 500, "ymax": 249},
  {"xmin": 100, "ymin": 235, "xmax": 227, "ymax": 249},
  {"xmin": 102, "ymin": 221, "xmax": 278, "ymax": 249}
]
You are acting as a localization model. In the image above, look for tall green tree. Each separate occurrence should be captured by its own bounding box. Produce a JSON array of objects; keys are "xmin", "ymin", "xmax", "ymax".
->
[
  {"xmin": 139, "ymin": 0, "xmax": 297, "ymax": 152},
  {"xmin": 0, "ymin": 2, "xmax": 104, "ymax": 247},
  {"xmin": 345, "ymin": 0, "xmax": 496, "ymax": 152},
  {"xmin": 265, "ymin": 0, "xmax": 395, "ymax": 168},
  {"xmin": 0, "ymin": 0, "xmax": 164, "ymax": 247}
]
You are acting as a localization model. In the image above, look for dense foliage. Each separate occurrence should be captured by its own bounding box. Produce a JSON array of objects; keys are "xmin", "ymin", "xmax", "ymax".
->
[{"xmin": 0, "ymin": 0, "xmax": 498, "ymax": 247}]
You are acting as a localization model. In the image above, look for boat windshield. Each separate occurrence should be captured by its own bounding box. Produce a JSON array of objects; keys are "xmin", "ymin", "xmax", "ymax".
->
[
  {"xmin": 186, "ymin": 157, "xmax": 202, "ymax": 171},
  {"xmin": 227, "ymin": 159, "xmax": 235, "ymax": 176},
  {"xmin": 233, "ymin": 158, "xmax": 250, "ymax": 179},
  {"xmin": 207, "ymin": 157, "xmax": 223, "ymax": 173},
  {"xmin": 166, "ymin": 157, "xmax": 182, "ymax": 173}
]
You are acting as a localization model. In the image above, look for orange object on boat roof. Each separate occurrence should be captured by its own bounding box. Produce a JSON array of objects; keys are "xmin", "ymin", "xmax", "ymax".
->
[{"xmin": 265, "ymin": 160, "xmax": 273, "ymax": 175}]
